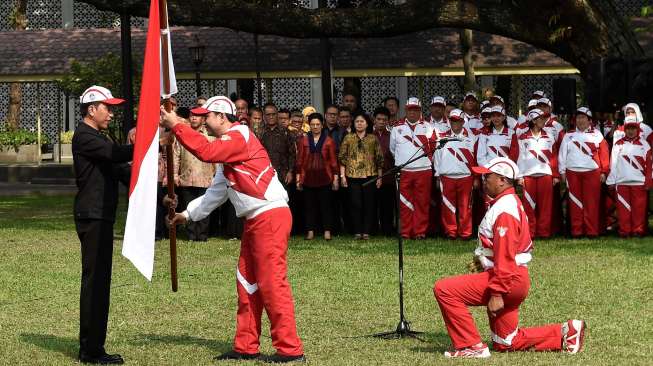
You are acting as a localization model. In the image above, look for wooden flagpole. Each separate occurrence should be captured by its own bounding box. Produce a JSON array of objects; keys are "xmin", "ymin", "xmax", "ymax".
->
[{"xmin": 159, "ymin": 0, "xmax": 178, "ymax": 292}]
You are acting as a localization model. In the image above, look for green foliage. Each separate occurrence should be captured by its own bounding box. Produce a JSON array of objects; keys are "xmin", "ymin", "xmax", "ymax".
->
[
  {"xmin": 635, "ymin": 4, "xmax": 653, "ymax": 33},
  {"xmin": 59, "ymin": 131, "xmax": 74, "ymax": 144},
  {"xmin": 58, "ymin": 53, "xmax": 141, "ymax": 143},
  {"xmin": 0, "ymin": 128, "xmax": 49, "ymax": 152}
]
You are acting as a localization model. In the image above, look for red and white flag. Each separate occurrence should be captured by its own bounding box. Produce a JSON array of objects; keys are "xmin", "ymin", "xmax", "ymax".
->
[{"xmin": 122, "ymin": 0, "xmax": 177, "ymax": 280}]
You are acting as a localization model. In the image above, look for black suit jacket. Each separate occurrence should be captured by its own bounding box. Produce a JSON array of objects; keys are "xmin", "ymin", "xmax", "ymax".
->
[{"xmin": 72, "ymin": 122, "xmax": 134, "ymax": 222}]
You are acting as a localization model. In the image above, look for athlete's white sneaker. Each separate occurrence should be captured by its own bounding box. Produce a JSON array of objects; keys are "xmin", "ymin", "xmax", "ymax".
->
[
  {"xmin": 562, "ymin": 319, "xmax": 586, "ymax": 354},
  {"xmin": 444, "ymin": 343, "xmax": 491, "ymax": 358}
]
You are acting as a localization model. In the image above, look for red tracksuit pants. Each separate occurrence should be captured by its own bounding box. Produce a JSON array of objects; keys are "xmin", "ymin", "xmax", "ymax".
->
[
  {"xmin": 566, "ymin": 169, "xmax": 601, "ymax": 237},
  {"xmin": 615, "ymin": 184, "xmax": 648, "ymax": 237},
  {"xmin": 399, "ymin": 169, "xmax": 432, "ymax": 238},
  {"xmin": 434, "ymin": 268, "xmax": 562, "ymax": 352},
  {"xmin": 234, "ymin": 207, "xmax": 304, "ymax": 356},
  {"xmin": 440, "ymin": 175, "xmax": 474, "ymax": 239},
  {"xmin": 522, "ymin": 175, "xmax": 553, "ymax": 238}
]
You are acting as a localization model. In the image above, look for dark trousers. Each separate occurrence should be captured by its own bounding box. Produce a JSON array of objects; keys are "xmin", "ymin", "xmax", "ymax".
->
[
  {"xmin": 287, "ymin": 183, "xmax": 305, "ymax": 235},
  {"xmin": 338, "ymin": 187, "xmax": 354, "ymax": 234},
  {"xmin": 76, "ymin": 219, "xmax": 114, "ymax": 355},
  {"xmin": 221, "ymin": 200, "xmax": 244, "ymax": 239},
  {"xmin": 377, "ymin": 183, "xmax": 396, "ymax": 236},
  {"xmin": 180, "ymin": 186, "xmax": 210, "ymax": 241},
  {"xmin": 155, "ymin": 185, "xmax": 168, "ymax": 239},
  {"xmin": 303, "ymin": 185, "xmax": 333, "ymax": 232},
  {"xmin": 348, "ymin": 177, "xmax": 377, "ymax": 235}
]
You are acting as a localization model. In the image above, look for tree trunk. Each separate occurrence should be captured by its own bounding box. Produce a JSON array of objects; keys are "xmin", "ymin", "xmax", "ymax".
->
[
  {"xmin": 459, "ymin": 29, "xmax": 477, "ymax": 93},
  {"xmin": 6, "ymin": 84, "xmax": 22, "ymax": 131},
  {"xmin": 5, "ymin": 0, "xmax": 27, "ymax": 131}
]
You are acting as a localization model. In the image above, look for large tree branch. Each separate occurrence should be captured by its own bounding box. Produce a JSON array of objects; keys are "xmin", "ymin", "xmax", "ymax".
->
[{"xmin": 79, "ymin": 0, "xmax": 643, "ymax": 72}]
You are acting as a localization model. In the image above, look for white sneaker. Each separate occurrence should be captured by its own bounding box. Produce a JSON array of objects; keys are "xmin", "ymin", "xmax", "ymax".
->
[
  {"xmin": 562, "ymin": 319, "xmax": 586, "ymax": 354},
  {"xmin": 444, "ymin": 343, "xmax": 491, "ymax": 358}
]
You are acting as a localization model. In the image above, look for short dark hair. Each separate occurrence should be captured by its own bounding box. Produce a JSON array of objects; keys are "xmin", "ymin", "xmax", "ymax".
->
[
  {"xmin": 225, "ymin": 113, "xmax": 238, "ymax": 122},
  {"xmin": 278, "ymin": 108, "xmax": 291, "ymax": 116},
  {"xmin": 325, "ymin": 104, "xmax": 339, "ymax": 112},
  {"xmin": 338, "ymin": 106, "xmax": 351, "ymax": 114},
  {"xmin": 352, "ymin": 112, "xmax": 373, "ymax": 132},
  {"xmin": 290, "ymin": 109, "xmax": 303, "ymax": 119},
  {"xmin": 177, "ymin": 106, "xmax": 191, "ymax": 119},
  {"xmin": 80, "ymin": 101, "xmax": 103, "ymax": 117},
  {"xmin": 249, "ymin": 107, "xmax": 262, "ymax": 116},
  {"xmin": 307, "ymin": 112, "xmax": 324, "ymax": 125},
  {"xmin": 373, "ymin": 106, "xmax": 390, "ymax": 118},
  {"xmin": 263, "ymin": 102, "xmax": 277, "ymax": 110},
  {"xmin": 383, "ymin": 96, "xmax": 399, "ymax": 106}
]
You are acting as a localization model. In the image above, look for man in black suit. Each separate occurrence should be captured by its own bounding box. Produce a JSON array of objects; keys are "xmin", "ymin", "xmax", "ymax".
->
[{"xmin": 73, "ymin": 85, "xmax": 133, "ymax": 365}]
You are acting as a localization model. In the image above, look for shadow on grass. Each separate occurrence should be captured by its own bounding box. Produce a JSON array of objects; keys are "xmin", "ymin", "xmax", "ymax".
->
[
  {"xmin": 407, "ymin": 331, "xmax": 453, "ymax": 354},
  {"xmin": 19, "ymin": 333, "xmax": 78, "ymax": 359},
  {"xmin": 290, "ymin": 237, "xmax": 475, "ymax": 257},
  {"xmin": 131, "ymin": 333, "xmax": 232, "ymax": 353},
  {"xmin": 290, "ymin": 233, "xmax": 653, "ymax": 258}
]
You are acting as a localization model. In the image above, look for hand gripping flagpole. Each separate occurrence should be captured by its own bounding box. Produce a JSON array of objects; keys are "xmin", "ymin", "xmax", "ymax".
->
[{"xmin": 159, "ymin": 0, "xmax": 178, "ymax": 292}]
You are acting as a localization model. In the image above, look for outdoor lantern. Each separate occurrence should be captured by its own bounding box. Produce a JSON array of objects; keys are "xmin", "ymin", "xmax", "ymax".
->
[
  {"xmin": 188, "ymin": 35, "xmax": 205, "ymax": 67},
  {"xmin": 188, "ymin": 35, "xmax": 206, "ymax": 96}
]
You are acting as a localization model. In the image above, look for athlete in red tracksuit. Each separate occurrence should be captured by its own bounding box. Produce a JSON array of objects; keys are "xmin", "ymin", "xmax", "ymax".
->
[
  {"xmin": 433, "ymin": 157, "xmax": 586, "ymax": 358},
  {"xmin": 475, "ymin": 106, "xmax": 515, "ymax": 225},
  {"xmin": 606, "ymin": 114, "xmax": 652, "ymax": 237},
  {"xmin": 389, "ymin": 97, "xmax": 436, "ymax": 239},
  {"xmin": 162, "ymin": 96, "xmax": 304, "ymax": 363},
  {"xmin": 433, "ymin": 109, "xmax": 478, "ymax": 239},
  {"xmin": 510, "ymin": 109, "xmax": 560, "ymax": 238},
  {"xmin": 558, "ymin": 107, "xmax": 610, "ymax": 237},
  {"xmin": 427, "ymin": 96, "xmax": 451, "ymax": 236}
]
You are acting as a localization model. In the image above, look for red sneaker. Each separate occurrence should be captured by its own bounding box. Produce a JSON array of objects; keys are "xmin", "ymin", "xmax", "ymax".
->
[
  {"xmin": 444, "ymin": 343, "xmax": 491, "ymax": 358},
  {"xmin": 563, "ymin": 319, "xmax": 586, "ymax": 354}
]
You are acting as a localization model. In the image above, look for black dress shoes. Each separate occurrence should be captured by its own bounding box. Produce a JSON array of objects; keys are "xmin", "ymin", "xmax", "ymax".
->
[
  {"xmin": 262, "ymin": 353, "xmax": 306, "ymax": 363},
  {"xmin": 214, "ymin": 350, "xmax": 260, "ymax": 361},
  {"xmin": 78, "ymin": 352, "xmax": 124, "ymax": 364}
]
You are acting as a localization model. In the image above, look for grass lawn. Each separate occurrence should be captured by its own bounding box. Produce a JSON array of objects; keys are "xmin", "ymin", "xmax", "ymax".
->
[{"xmin": 0, "ymin": 194, "xmax": 652, "ymax": 365}]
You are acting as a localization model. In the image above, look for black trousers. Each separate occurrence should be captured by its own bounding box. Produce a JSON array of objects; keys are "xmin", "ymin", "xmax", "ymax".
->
[
  {"xmin": 76, "ymin": 219, "xmax": 114, "ymax": 355},
  {"xmin": 180, "ymin": 186, "xmax": 210, "ymax": 241},
  {"xmin": 303, "ymin": 184, "xmax": 333, "ymax": 232},
  {"xmin": 377, "ymin": 183, "xmax": 396, "ymax": 236},
  {"xmin": 338, "ymin": 187, "xmax": 354, "ymax": 234},
  {"xmin": 155, "ymin": 185, "xmax": 168, "ymax": 239},
  {"xmin": 348, "ymin": 177, "xmax": 377, "ymax": 235},
  {"xmin": 221, "ymin": 200, "xmax": 243, "ymax": 239},
  {"xmin": 287, "ymin": 183, "xmax": 305, "ymax": 235}
]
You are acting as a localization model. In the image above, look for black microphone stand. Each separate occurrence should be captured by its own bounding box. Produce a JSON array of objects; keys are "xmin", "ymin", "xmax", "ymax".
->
[{"xmin": 363, "ymin": 139, "xmax": 450, "ymax": 340}]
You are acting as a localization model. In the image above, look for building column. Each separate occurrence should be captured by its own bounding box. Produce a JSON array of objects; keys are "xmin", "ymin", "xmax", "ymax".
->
[
  {"xmin": 62, "ymin": 0, "xmax": 73, "ymax": 29},
  {"xmin": 311, "ymin": 78, "xmax": 323, "ymax": 113},
  {"xmin": 227, "ymin": 79, "xmax": 238, "ymax": 99},
  {"xmin": 396, "ymin": 76, "xmax": 408, "ymax": 118}
]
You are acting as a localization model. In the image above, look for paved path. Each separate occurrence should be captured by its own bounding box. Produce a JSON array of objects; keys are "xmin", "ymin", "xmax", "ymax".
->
[{"xmin": 0, "ymin": 183, "xmax": 77, "ymax": 196}]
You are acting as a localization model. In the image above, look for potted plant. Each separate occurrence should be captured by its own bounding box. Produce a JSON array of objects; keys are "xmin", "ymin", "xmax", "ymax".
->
[
  {"xmin": 57, "ymin": 130, "xmax": 74, "ymax": 162},
  {"xmin": 0, "ymin": 128, "xmax": 49, "ymax": 163}
]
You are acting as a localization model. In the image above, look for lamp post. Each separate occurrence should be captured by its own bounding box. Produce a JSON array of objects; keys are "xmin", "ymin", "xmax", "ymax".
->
[{"xmin": 188, "ymin": 35, "xmax": 205, "ymax": 97}]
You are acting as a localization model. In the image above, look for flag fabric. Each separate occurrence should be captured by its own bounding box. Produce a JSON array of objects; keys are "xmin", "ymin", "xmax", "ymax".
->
[
  {"xmin": 159, "ymin": 1, "xmax": 177, "ymax": 99},
  {"xmin": 123, "ymin": 0, "xmax": 175, "ymax": 280}
]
